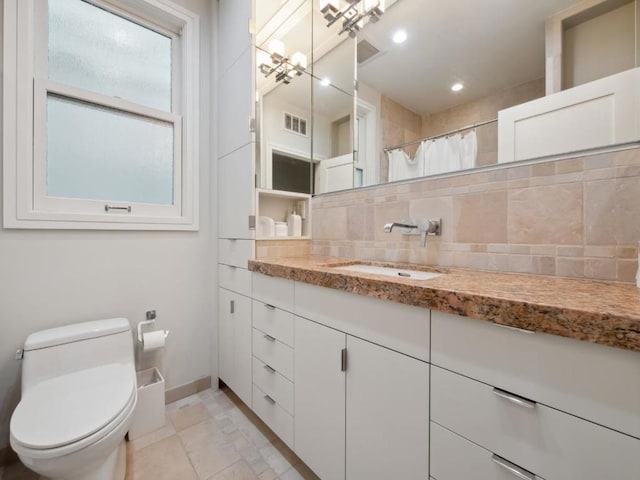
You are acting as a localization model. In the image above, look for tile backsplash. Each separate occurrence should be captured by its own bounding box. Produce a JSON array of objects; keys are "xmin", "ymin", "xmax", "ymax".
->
[{"xmin": 311, "ymin": 147, "xmax": 640, "ymax": 283}]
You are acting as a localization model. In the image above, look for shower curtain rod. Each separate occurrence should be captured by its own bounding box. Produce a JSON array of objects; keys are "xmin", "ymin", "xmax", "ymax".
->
[{"xmin": 383, "ymin": 118, "xmax": 498, "ymax": 153}]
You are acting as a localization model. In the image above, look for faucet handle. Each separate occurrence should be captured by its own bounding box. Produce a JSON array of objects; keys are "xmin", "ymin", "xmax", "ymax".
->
[
  {"xmin": 383, "ymin": 223, "xmax": 393, "ymax": 233},
  {"xmin": 426, "ymin": 218, "xmax": 441, "ymax": 236}
]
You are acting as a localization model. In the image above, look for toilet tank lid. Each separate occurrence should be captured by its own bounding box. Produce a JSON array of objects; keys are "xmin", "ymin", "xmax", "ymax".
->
[{"xmin": 24, "ymin": 318, "xmax": 131, "ymax": 351}]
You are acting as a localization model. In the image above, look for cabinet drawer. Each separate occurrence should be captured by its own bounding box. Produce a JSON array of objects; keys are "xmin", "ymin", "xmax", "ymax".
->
[
  {"xmin": 253, "ymin": 384, "xmax": 294, "ymax": 449},
  {"xmin": 252, "ymin": 300, "xmax": 294, "ymax": 347},
  {"xmin": 431, "ymin": 311, "xmax": 640, "ymax": 438},
  {"xmin": 295, "ymin": 282, "xmax": 429, "ymax": 361},
  {"xmin": 252, "ymin": 328, "xmax": 294, "ymax": 381},
  {"xmin": 253, "ymin": 273, "xmax": 294, "ymax": 312},
  {"xmin": 431, "ymin": 365, "xmax": 640, "ymax": 480},
  {"xmin": 218, "ymin": 239, "xmax": 253, "ymax": 268},
  {"xmin": 218, "ymin": 264, "xmax": 252, "ymax": 297},
  {"xmin": 431, "ymin": 422, "xmax": 547, "ymax": 480},
  {"xmin": 252, "ymin": 357, "xmax": 294, "ymax": 415}
]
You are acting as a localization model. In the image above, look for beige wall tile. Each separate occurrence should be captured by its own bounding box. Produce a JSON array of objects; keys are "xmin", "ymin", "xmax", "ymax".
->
[
  {"xmin": 533, "ymin": 256, "xmax": 556, "ymax": 275},
  {"xmin": 453, "ymin": 191, "xmax": 508, "ymax": 243},
  {"xmin": 557, "ymin": 258, "xmax": 585, "ymax": 278},
  {"xmin": 509, "ymin": 183, "xmax": 583, "ymax": 245},
  {"xmin": 585, "ymin": 258, "xmax": 616, "ymax": 281},
  {"xmin": 617, "ymin": 259, "xmax": 638, "ymax": 283}
]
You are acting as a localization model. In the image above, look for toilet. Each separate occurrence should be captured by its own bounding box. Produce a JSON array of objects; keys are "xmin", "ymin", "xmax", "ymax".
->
[{"xmin": 10, "ymin": 318, "xmax": 137, "ymax": 480}]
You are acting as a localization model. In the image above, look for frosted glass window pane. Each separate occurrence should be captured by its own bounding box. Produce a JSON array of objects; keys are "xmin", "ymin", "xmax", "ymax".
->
[
  {"xmin": 46, "ymin": 95, "xmax": 174, "ymax": 205},
  {"xmin": 48, "ymin": 0, "xmax": 172, "ymax": 111}
]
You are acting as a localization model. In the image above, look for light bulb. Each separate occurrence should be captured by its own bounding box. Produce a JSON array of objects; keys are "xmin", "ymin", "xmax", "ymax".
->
[
  {"xmin": 268, "ymin": 39, "xmax": 285, "ymax": 58},
  {"xmin": 451, "ymin": 82, "xmax": 464, "ymax": 92},
  {"xmin": 392, "ymin": 30, "xmax": 407, "ymax": 44},
  {"xmin": 257, "ymin": 50, "xmax": 271, "ymax": 68},
  {"xmin": 320, "ymin": 77, "xmax": 331, "ymax": 87},
  {"xmin": 291, "ymin": 52, "xmax": 307, "ymax": 70}
]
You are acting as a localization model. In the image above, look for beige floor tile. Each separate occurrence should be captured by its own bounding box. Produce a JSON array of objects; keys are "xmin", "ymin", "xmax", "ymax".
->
[
  {"xmin": 207, "ymin": 459, "xmax": 258, "ymax": 480},
  {"xmin": 179, "ymin": 419, "xmax": 241, "ymax": 479},
  {"xmin": 125, "ymin": 435, "xmax": 197, "ymax": 480},
  {"xmin": 129, "ymin": 416, "xmax": 176, "ymax": 451},
  {"xmin": 169, "ymin": 403, "xmax": 209, "ymax": 432},
  {"xmin": 257, "ymin": 469, "xmax": 277, "ymax": 480}
]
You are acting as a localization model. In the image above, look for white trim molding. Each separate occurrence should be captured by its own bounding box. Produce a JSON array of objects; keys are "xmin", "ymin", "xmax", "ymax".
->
[{"xmin": 3, "ymin": 0, "xmax": 200, "ymax": 230}]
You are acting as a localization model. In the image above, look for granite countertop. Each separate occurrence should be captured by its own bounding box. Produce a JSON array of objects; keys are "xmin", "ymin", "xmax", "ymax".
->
[{"xmin": 248, "ymin": 256, "xmax": 640, "ymax": 353}]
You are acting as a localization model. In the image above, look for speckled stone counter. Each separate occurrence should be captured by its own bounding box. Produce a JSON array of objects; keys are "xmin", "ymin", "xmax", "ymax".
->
[{"xmin": 248, "ymin": 256, "xmax": 640, "ymax": 353}]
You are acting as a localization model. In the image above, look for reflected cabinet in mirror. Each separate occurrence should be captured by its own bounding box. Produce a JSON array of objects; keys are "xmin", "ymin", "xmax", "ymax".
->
[
  {"xmin": 255, "ymin": 0, "xmax": 356, "ymax": 195},
  {"xmin": 255, "ymin": 0, "xmax": 640, "ymax": 194}
]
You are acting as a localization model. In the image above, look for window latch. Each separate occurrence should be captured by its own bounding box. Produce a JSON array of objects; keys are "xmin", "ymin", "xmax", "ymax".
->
[{"xmin": 104, "ymin": 204, "xmax": 132, "ymax": 213}]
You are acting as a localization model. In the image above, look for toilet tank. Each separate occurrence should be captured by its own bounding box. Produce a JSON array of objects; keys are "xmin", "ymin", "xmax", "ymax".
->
[{"xmin": 21, "ymin": 318, "xmax": 135, "ymax": 393}]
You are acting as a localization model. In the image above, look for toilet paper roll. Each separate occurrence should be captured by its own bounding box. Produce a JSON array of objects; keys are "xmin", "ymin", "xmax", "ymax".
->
[{"xmin": 142, "ymin": 330, "xmax": 166, "ymax": 351}]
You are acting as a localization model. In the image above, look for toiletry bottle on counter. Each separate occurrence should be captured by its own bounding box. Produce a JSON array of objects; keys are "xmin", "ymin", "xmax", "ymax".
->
[{"xmin": 287, "ymin": 208, "xmax": 302, "ymax": 237}]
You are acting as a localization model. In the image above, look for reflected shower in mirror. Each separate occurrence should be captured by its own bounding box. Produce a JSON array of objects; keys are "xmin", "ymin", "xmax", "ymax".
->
[{"xmin": 356, "ymin": 0, "xmax": 639, "ymax": 187}]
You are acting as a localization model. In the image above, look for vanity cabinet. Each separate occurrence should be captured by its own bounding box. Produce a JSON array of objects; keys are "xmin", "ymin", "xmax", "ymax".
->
[
  {"xmin": 294, "ymin": 284, "xmax": 430, "ymax": 480},
  {"xmin": 430, "ymin": 311, "xmax": 640, "ymax": 480},
  {"xmin": 251, "ymin": 275, "xmax": 296, "ymax": 448}
]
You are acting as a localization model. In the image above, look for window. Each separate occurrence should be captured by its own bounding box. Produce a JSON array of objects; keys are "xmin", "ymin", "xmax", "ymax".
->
[{"xmin": 4, "ymin": 0, "xmax": 199, "ymax": 229}]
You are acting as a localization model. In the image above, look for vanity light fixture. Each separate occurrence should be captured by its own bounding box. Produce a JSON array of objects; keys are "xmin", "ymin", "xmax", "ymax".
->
[
  {"xmin": 257, "ymin": 39, "xmax": 307, "ymax": 85},
  {"xmin": 451, "ymin": 82, "xmax": 464, "ymax": 92},
  {"xmin": 320, "ymin": 0, "xmax": 385, "ymax": 38},
  {"xmin": 392, "ymin": 29, "xmax": 407, "ymax": 44}
]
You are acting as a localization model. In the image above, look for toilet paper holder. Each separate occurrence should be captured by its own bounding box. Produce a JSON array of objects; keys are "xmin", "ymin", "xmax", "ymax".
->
[{"xmin": 137, "ymin": 312, "xmax": 169, "ymax": 344}]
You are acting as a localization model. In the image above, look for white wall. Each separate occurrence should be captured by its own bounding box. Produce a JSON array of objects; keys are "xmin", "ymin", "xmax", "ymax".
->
[{"xmin": 0, "ymin": 0, "xmax": 215, "ymax": 450}]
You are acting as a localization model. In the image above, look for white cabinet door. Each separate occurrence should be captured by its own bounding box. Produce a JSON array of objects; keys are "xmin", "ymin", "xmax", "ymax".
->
[
  {"xmin": 346, "ymin": 336, "xmax": 429, "ymax": 480},
  {"xmin": 294, "ymin": 317, "xmax": 346, "ymax": 480},
  {"xmin": 217, "ymin": 287, "xmax": 252, "ymax": 406},
  {"xmin": 218, "ymin": 288, "xmax": 234, "ymax": 385},
  {"xmin": 218, "ymin": 143, "xmax": 255, "ymax": 240}
]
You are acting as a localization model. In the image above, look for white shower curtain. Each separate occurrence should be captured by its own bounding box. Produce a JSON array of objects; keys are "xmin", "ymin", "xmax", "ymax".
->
[
  {"xmin": 387, "ymin": 148, "xmax": 423, "ymax": 182},
  {"xmin": 421, "ymin": 131, "xmax": 477, "ymax": 176},
  {"xmin": 387, "ymin": 130, "xmax": 478, "ymax": 181}
]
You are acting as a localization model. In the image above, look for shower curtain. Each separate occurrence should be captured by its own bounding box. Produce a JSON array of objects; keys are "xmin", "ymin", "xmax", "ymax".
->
[{"xmin": 387, "ymin": 130, "xmax": 478, "ymax": 181}]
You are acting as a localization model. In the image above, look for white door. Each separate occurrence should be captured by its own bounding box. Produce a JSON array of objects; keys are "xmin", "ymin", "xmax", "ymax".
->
[
  {"xmin": 218, "ymin": 144, "xmax": 255, "ymax": 239},
  {"xmin": 315, "ymin": 153, "xmax": 354, "ymax": 193},
  {"xmin": 346, "ymin": 336, "xmax": 430, "ymax": 480},
  {"xmin": 294, "ymin": 317, "xmax": 346, "ymax": 480},
  {"xmin": 217, "ymin": 287, "xmax": 252, "ymax": 406}
]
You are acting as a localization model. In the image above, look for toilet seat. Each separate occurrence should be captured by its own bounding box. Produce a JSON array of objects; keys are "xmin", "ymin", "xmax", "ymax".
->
[{"xmin": 10, "ymin": 364, "xmax": 136, "ymax": 459}]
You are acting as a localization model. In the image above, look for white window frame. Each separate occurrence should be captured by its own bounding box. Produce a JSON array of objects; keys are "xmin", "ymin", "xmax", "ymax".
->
[{"xmin": 3, "ymin": 0, "xmax": 200, "ymax": 230}]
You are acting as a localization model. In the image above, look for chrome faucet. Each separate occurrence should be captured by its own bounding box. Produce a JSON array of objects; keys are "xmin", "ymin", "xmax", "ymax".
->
[
  {"xmin": 383, "ymin": 222, "xmax": 418, "ymax": 233},
  {"xmin": 384, "ymin": 218, "xmax": 441, "ymax": 246}
]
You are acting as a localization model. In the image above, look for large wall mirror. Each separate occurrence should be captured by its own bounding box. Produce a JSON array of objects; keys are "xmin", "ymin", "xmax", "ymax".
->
[{"xmin": 255, "ymin": 0, "xmax": 640, "ymax": 194}]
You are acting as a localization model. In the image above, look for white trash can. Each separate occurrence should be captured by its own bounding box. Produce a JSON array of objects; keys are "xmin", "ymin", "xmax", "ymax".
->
[{"xmin": 128, "ymin": 367, "xmax": 166, "ymax": 440}]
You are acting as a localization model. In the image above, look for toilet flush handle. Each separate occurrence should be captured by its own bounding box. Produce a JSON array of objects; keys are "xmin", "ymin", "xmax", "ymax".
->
[{"xmin": 15, "ymin": 348, "xmax": 23, "ymax": 360}]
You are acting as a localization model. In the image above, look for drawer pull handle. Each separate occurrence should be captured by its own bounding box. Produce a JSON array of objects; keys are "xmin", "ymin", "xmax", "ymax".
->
[
  {"xmin": 491, "ymin": 454, "xmax": 536, "ymax": 480},
  {"xmin": 493, "ymin": 387, "xmax": 536, "ymax": 409},
  {"xmin": 264, "ymin": 304, "xmax": 276, "ymax": 310},
  {"xmin": 492, "ymin": 322, "xmax": 534, "ymax": 334},
  {"xmin": 264, "ymin": 394, "xmax": 276, "ymax": 405},
  {"xmin": 263, "ymin": 364, "xmax": 276, "ymax": 374},
  {"xmin": 264, "ymin": 334, "xmax": 276, "ymax": 342}
]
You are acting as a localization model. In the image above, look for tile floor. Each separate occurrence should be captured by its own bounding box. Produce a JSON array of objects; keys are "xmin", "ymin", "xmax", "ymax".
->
[{"xmin": 0, "ymin": 387, "xmax": 320, "ymax": 480}]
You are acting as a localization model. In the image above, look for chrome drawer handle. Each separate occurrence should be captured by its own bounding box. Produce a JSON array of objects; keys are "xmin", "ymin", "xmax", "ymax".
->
[
  {"xmin": 263, "ymin": 334, "xmax": 276, "ymax": 342},
  {"xmin": 492, "ymin": 387, "xmax": 536, "ymax": 409},
  {"xmin": 491, "ymin": 454, "xmax": 536, "ymax": 480},
  {"xmin": 491, "ymin": 322, "xmax": 534, "ymax": 334},
  {"xmin": 263, "ymin": 364, "xmax": 276, "ymax": 374},
  {"xmin": 264, "ymin": 394, "xmax": 276, "ymax": 405},
  {"xmin": 264, "ymin": 304, "xmax": 276, "ymax": 310}
]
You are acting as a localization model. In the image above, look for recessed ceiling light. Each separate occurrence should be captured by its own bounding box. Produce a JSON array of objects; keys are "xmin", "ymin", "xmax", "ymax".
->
[
  {"xmin": 392, "ymin": 30, "xmax": 407, "ymax": 44},
  {"xmin": 451, "ymin": 82, "xmax": 464, "ymax": 92},
  {"xmin": 320, "ymin": 77, "xmax": 331, "ymax": 87}
]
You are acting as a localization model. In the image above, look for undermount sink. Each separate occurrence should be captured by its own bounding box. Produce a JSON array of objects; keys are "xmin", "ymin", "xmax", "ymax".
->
[{"xmin": 331, "ymin": 263, "xmax": 442, "ymax": 281}]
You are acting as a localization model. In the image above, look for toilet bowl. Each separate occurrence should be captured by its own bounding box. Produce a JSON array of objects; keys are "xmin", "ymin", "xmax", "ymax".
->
[{"xmin": 10, "ymin": 318, "xmax": 137, "ymax": 480}]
